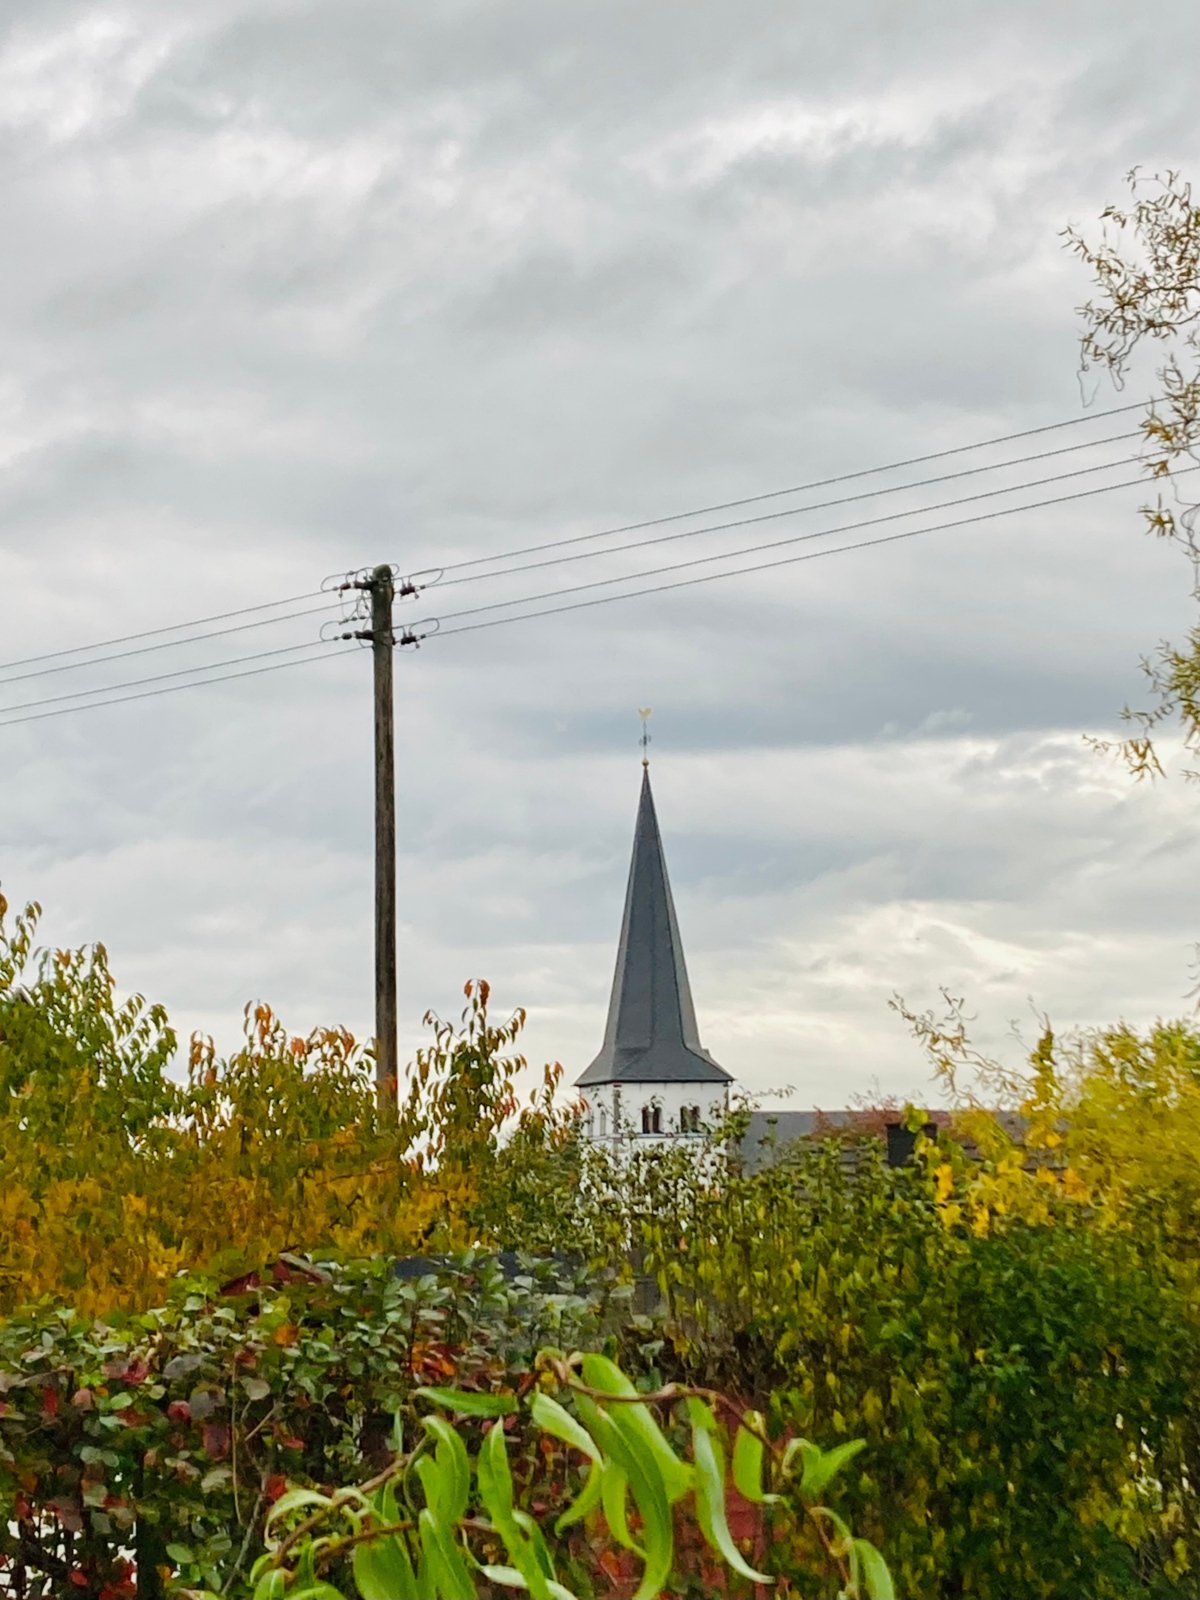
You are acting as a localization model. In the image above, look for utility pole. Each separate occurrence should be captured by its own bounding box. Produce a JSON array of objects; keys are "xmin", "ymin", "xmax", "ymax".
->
[
  {"xmin": 338, "ymin": 563, "xmax": 426, "ymax": 1111},
  {"xmin": 356, "ymin": 565, "xmax": 397, "ymax": 1109}
]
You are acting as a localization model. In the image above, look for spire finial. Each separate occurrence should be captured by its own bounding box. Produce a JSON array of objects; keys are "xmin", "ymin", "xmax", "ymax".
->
[{"xmin": 638, "ymin": 707, "xmax": 652, "ymax": 768}]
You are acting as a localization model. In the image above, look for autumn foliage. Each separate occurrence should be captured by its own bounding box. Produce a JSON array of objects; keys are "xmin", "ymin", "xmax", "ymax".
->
[
  {"xmin": 0, "ymin": 892, "xmax": 580, "ymax": 1318},
  {"xmin": 10, "ymin": 883, "xmax": 1200, "ymax": 1595}
]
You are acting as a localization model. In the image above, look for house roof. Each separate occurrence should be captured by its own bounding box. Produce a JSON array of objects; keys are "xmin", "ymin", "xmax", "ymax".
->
[
  {"xmin": 732, "ymin": 1108, "xmax": 1031, "ymax": 1173},
  {"xmin": 734, "ymin": 1111, "xmax": 852, "ymax": 1172},
  {"xmin": 577, "ymin": 767, "xmax": 732, "ymax": 1089}
]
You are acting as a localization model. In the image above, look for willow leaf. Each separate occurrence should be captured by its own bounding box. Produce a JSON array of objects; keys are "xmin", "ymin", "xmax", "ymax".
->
[
  {"xmin": 851, "ymin": 1538, "xmax": 895, "ymax": 1600},
  {"xmin": 732, "ymin": 1410, "xmax": 778, "ymax": 1505},
  {"xmin": 353, "ymin": 1530, "xmax": 420, "ymax": 1600},
  {"xmin": 579, "ymin": 1353, "xmax": 692, "ymax": 1504},
  {"xmin": 418, "ymin": 1505, "xmax": 474, "ymax": 1600},
  {"xmin": 691, "ymin": 1417, "xmax": 772, "ymax": 1586},
  {"xmin": 530, "ymin": 1390, "xmax": 602, "ymax": 1463},
  {"xmin": 477, "ymin": 1419, "xmax": 554, "ymax": 1600},
  {"xmin": 554, "ymin": 1458, "xmax": 604, "ymax": 1535},
  {"xmin": 424, "ymin": 1414, "xmax": 471, "ymax": 1524},
  {"xmin": 798, "ymin": 1439, "xmax": 865, "ymax": 1498},
  {"xmin": 414, "ymin": 1385, "xmax": 516, "ymax": 1417}
]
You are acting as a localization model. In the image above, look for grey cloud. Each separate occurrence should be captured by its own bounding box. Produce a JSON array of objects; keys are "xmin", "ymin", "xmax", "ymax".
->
[{"xmin": 4, "ymin": 0, "xmax": 1200, "ymax": 1112}]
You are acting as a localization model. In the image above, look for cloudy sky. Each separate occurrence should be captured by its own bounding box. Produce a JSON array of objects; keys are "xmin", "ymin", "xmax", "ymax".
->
[{"xmin": 3, "ymin": 0, "xmax": 1200, "ymax": 1109}]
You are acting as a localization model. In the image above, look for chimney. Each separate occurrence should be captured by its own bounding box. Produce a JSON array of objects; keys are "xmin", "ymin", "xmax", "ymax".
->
[{"xmin": 885, "ymin": 1120, "xmax": 938, "ymax": 1168}]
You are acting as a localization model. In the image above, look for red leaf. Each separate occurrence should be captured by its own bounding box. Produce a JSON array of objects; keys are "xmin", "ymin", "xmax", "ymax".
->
[{"xmin": 202, "ymin": 1422, "xmax": 231, "ymax": 1460}]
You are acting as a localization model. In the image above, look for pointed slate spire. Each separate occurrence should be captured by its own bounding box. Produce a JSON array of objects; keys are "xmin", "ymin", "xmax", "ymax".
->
[{"xmin": 577, "ymin": 768, "xmax": 731, "ymax": 1087}]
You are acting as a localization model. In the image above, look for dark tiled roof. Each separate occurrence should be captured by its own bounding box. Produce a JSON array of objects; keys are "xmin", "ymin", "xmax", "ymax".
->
[
  {"xmin": 735, "ymin": 1110, "xmax": 855, "ymax": 1172},
  {"xmin": 734, "ymin": 1109, "xmax": 1034, "ymax": 1173},
  {"xmin": 577, "ymin": 769, "xmax": 731, "ymax": 1088}
]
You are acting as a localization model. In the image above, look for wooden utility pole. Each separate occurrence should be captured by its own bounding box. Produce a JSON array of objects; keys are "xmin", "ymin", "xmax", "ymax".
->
[{"xmin": 368, "ymin": 565, "xmax": 397, "ymax": 1108}]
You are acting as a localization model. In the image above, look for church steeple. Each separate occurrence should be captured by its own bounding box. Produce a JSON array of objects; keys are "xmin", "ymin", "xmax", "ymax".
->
[{"xmin": 577, "ymin": 765, "xmax": 731, "ymax": 1089}]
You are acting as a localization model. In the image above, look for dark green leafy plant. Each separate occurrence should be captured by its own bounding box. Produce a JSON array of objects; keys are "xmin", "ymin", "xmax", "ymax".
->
[
  {"xmin": 227, "ymin": 1350, "xmax": 891, "ymax": 1600},
  {"xmin": 0, "ymin": 1257, "xmax": 609, "ymax": 1597}
]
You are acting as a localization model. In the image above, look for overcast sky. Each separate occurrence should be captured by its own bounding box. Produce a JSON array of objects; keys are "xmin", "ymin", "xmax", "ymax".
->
[{"xmin": 3, "ymin": 1, "xmax": 1200, "ymax": 1109}]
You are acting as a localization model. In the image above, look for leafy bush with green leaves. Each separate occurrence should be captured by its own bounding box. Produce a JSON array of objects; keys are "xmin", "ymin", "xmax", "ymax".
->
[
  {"xmin": 626, "ymin": 1137, "xmax": 1200, "ymax": 1598},
  {"xmin": 228, "ymin": 1350, "xmax": 890, "ymax": 1600},
  {"xmin": 0, "ymin": 1256, "xmax": 610, "ymax": 1597}
]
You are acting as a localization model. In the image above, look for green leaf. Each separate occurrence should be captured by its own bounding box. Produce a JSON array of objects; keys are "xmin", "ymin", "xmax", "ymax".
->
[
  {"xmin": 250, "ymin": 1572, "xmax": 287, "ymax": 1600},
  {"xmin": 796, "ymin": 1439, "xmax": 866, "ymax": 1498},
  {"xmin": 553, "ymin": 1459, "xmax": 604, "ymax": 1535},
  {"xmin": 530, "ymin": 1391, "xmax": 601, "ymax": 1463},
  {"xmin": 416, "ymin": 1456, "xmax": 448, "ymax": 1524},
  {"xmin": 851, "ymin": 1539, "xmax": 895, "ymax": 1600},
  {"xmin": 415, "ymin": 1385, "xmax": 517, "ymax": 1417},
  {"xmin": 732, "ymin": 1410, "xmax": 778, "ymax": 1505},
  {"xmin": 599, "ymin": 1459, "xmax": 639, "ymax": 1553},
  {"xmin": 353, "ymin": 1529, "xmax": 420, "ymax": 1600},
  {"xmin": 512, "ymin": 1508, "xmax": 556, "ymax": 1582},
  {"xmin": 480, "ymin": 1565, "xmax": 528, "ymax": 1589},
  {"xmin": 371, "ymin": 1477, "xmax": 402, "ymax": 1529},
  {"xmin": 477, "ymin": 1418, "xmax": 517, "ymax": 1522},
  {"xmin": 265, "ymin": 1487, "xmax": 334, "ymax": 1533},
  {"xmin": 579, "ymin": 1353, "xmax": 692, "ymax": 1504},
  {"xmin": 810, "ymin": 1504, "xmax": 853, "ymax": 1543},
  {"xmin": 690, "ymin": 1410, "xmax": 772, "ymax": 1587},
  {"xmin": 423, "ymin": 1413, "xmax": 471, "ymax": 1523},
  {"xmin": 477, "ymin": 1423, "xmax": 553, "ymax": 1600},
  {"xmin": 165, "ymin": 1542, "xmax": 192, "ymax": 1564},
  {"xmin": 578, "ymin": 1394, "xmax": 673, "ymax": 1600},
  {"xmin": 418, "ymin": 1505, "xmax": 475, "ymax": 1600}
]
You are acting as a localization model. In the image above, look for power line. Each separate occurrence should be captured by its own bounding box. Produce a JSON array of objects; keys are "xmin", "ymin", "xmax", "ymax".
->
[
  {"xmin": 0, "ymin": 642, "xmax": 356, "ymax": 730},
  {"xmin": 428, "ymin": 451, "xmax": 1146, "ymax": 627},
  {"xmin": 0, "ymin": 600, "xmax": 340, "ymax": 689},
  {"xmin": 0, "ymin": 398, "xmax": 1155, "ymax": 682},
  {"xmin": 3, "ymin": 420, "xmax": 1132, "ymax": 690},
  {"xmin": 2, "ymin": 462, "xmax": 1181, "ymax": 730},
  {"xmin": 0, "ymin": 636, "xmax": 356, "ymax": 718},
  {"xmin": 433, "ymin": 466, "xmax": 1198, "ymax": 642},
  {"xmin": 426, "ymin": 396, "xmax": 1155, "ymax": 576},
  {"xmin": 432, "ymin": 427, "xmax": 1140, "ymax": 589},
  {"xmin": 0, "ymin": 588, "xmax": 328, "ymax": 675}
]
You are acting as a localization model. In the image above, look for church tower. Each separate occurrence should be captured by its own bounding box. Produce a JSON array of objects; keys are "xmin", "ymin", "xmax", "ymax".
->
[{"xmin": 577, "ymin": 746, "xmax": 733, "ymax": 1147}]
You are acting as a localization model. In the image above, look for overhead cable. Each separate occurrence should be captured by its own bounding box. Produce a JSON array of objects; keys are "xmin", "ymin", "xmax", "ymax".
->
[
  {"xmin": 0, "ymin": 600, "xmax": 340, "ymax": 689},
  {"xmin": 429, "ymin": 451, "xmax": 1147, "ymax": 627},
  {"xmin": 2, "ymin": 463, "xmax": 1178, "ymax": 728},
  {"xmin": 433, "ymin": 466, "xmax": 1198, "ymax": 642},
  {"xmin": 431, "ymin": 428, "xmax": 1141, "ymax": 589},
  {"xmin": 0, "ymin": 399, "xmax": 1154, "ymax": 679},
  {"xmin": 428, "ymin": 397, "xmax": 1155, "ymax": 576},
  {"xmin": 0, "ymin": 588, "xmax": 329, "ymax": 675},
  {"xmin": 0, "ymin": 643, "xmax": 355, "ymax": 730},
  {"xmin": 0, "ymin": 636, "xmax": 354, "ymax": 718}
]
